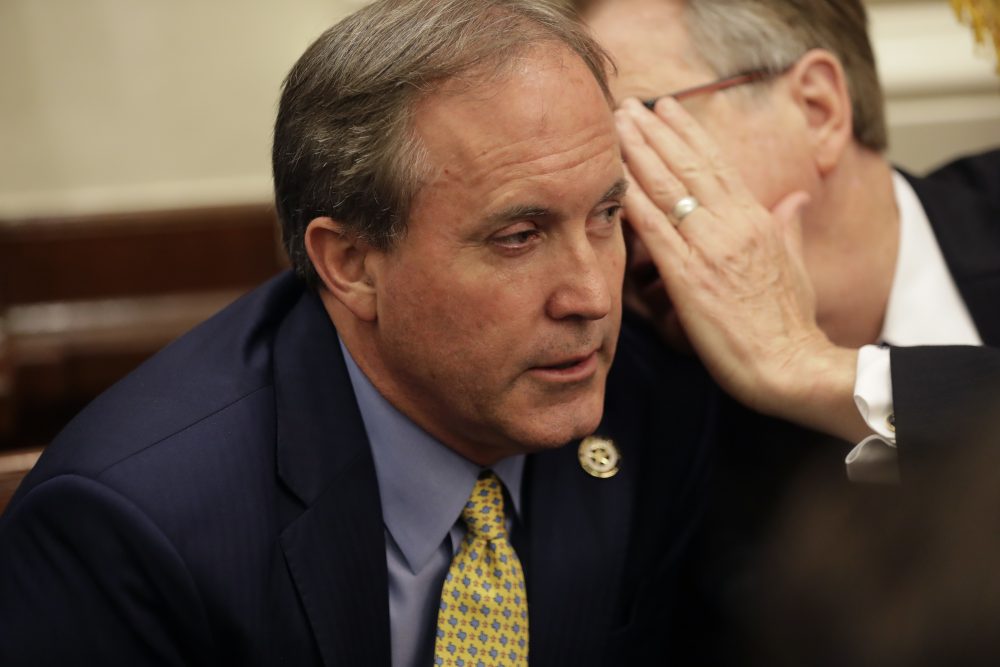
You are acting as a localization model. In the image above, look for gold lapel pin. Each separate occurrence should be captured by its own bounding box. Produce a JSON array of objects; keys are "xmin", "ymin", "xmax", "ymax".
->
[{"xmin": 578, "ymin": 436, "xmax": 620, "ymax": 479}]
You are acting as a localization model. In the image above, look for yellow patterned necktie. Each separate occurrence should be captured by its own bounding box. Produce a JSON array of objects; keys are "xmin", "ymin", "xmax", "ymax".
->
[{"xmin": 433, "ymin": 472, "xmax": 529, "ymax": 666}]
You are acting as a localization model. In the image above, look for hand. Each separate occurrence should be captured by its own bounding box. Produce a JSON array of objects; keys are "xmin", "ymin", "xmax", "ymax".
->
[{"xmin": 615, "ymin": 97, "xmax": 868, "ymax": 442}]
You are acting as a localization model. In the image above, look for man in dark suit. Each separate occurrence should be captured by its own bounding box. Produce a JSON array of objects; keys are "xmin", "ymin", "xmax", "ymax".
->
[
  {"xmin": 0, "ymin": 1, "xmax": 716, "ymax": 665},
  {"xmin": 575, "ymin": 0, "xmax": 1000, "ymax": 661}
]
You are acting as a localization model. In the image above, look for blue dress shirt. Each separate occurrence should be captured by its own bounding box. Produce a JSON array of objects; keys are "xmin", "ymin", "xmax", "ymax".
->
[{"xmin": 340, "ymin": 341, "xmax": 525, "ymax": 666}]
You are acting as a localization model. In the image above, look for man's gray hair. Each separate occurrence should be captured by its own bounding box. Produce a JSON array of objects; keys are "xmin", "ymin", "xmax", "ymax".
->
[
  {"xmin": 273, "ymin": 0, "xmax": 614, "ymax": 287},
  {"xmin": 682, "ymin": 0, "xmax": 886, "ymax": 152},
  {"xmin": 568, "ymin": 0, "xmax": 887, "ymax": 153}
]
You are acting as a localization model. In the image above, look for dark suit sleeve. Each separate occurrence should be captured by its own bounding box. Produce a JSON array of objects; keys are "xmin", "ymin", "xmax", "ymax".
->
[
  {"xmin": 926, "ymin": 148, "xmax": 1000, "ymax": 208},
  {"xmin": 0, "ymin": 475, "xmax": 216, "ymax": 666},
  {"xmin": 891, "ymin": 345, "xmax": 1000, "ymax": 478}
]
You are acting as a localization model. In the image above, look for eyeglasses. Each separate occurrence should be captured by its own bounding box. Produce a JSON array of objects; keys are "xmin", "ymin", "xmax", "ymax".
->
[{"xmin": 641, "ymin": 64, "xmax": 794, "ymax": 110}]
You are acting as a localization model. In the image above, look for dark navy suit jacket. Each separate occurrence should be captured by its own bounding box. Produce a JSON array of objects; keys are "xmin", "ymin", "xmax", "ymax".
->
[
  {"xmin": 0, "ymin": 272, "xmax": 717, "ymax": 666},
  {"xmin": 891, "ymin": 148, "xmax": 1000, "ymax": 473}
]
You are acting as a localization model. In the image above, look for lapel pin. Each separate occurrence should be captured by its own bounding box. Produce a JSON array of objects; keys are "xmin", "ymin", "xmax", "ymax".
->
[{"xmin": 578, "ymin": 436, "xmax": 620, "ymax": 479}]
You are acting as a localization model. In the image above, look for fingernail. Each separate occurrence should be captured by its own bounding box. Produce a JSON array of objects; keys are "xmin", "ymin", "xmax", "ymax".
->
[
  {"xmin": 623, "ymin": 98, "xmax": 646, "ymax": 114},
  {"xmin": 656, "ymin": 96, "xmax": 682, "ymax": 116},
  {"xmin": 614, "ymin": 109, "xmax": 634, "ymax": 134}
]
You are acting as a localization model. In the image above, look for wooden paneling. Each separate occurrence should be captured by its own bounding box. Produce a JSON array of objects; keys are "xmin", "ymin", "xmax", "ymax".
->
[
  {"xmin": 0, "ymin": 203, "xmax": 287, "ymax": 452},
  {"xmin": 6, "ymin": 290, "xmax": 247, "ymax": 448},
  {"xmin": 0, "ymin": 328, "xmax": 12, "ymax": 443},
  {"xmin": 0, "ymin": 204, "xmax": 284, "ymax": 304},
  {"xmin": 0, "ymin": 447, "xmax": 43, "ymax": 513}
]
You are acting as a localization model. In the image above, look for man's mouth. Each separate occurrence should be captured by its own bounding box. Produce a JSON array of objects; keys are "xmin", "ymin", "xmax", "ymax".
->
[
  {"xmin": 529, "ymin": 349, "xmax": 601, "ymax": 382},
  {"xmin": 546, "ymin": 357, "xmax": 587, "ymax": 371}
]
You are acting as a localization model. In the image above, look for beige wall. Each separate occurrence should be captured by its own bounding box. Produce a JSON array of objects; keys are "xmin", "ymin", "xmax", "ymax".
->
[
  {"xmin": 0, "ymin": 0, "xmax": 364, "ymax": 217},
  {"xmin": 870, "ymin": 0, "xmax": 1000, "ymax": 172},
  {"xmin": 1, "ymin": 0, "xmax": 997, "ymax": 218}
]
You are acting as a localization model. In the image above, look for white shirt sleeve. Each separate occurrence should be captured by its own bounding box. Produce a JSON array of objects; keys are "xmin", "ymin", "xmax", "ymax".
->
[{"xmin": 845, "ymin": 345, "xmax": 900, "ymax": 484}]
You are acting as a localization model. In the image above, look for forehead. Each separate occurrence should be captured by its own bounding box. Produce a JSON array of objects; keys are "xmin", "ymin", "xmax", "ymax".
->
[
  {"xmin": 585, "ymin": 0, "xmax": 712, "ymax": 101},
  {"xmin": 410, "ymin": 46, "xmax": 620, "ymax": 213}
]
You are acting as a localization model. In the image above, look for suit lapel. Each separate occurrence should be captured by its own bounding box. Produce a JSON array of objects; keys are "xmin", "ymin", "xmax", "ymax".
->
[
  {"xmin": 516, "ymin": 318, "xmax": 718, "ymax": 666},
  {"xmin": 273, "ymin": 292, "xmax": 390, "ymax": 667},
  {"xmin": 517, "ymin": 394, "xmax": 641, "ymax": 666},
  {"xmin": 907, "ymin": 171, "xmax": 1000, "ymax": 345}
]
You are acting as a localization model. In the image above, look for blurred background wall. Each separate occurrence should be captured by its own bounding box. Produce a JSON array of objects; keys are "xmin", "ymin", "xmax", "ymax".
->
[
  {"xmin": 0, "ymin": 0, "xmax": 997, "ymax": 219},
  {"xmin": 0, "ymin": 0, "xmax": 366, "ymax": 218},
  {"xmin": 872, "ymin": 0, "xmax": 1000, "ymax": 171}
]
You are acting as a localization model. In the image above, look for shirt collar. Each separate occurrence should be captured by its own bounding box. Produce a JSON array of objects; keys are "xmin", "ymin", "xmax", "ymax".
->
[
  {"xmin": 881, "ymin": 171, "xmax": 981, "ymax": 346},
  {"xmin": 339, "ymin": 339, "xmax": 524, "ymax": 575}
]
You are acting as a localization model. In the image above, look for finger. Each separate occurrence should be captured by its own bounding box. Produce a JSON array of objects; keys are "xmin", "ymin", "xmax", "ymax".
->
[
  {"xmin": 620, "ymin": 162, "xmax": 689, "ymax": 283},
  {"xmin": 615, "ymin": 108, "xmax": 690, "ymax": 220},
  {"xmin": 650, "ymin": 97, "xmax": 751, "ymax": 199},
  {"xmin": 617, "ymin": 109, "xmax": 714, "ymax": 245},
  {"xmin": 621, "ymin": 98, "xmax": 728, "ymax": 207}
]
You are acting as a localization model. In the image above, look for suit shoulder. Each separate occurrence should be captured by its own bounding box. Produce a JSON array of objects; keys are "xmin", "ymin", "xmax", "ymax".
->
[
  {"xmin": 926, "ymin": 147, "xmax": 1000, "ymax": 202},
  {"xmin": 19, "ymin": 273, "xmax": 306, "ymax": 490}
]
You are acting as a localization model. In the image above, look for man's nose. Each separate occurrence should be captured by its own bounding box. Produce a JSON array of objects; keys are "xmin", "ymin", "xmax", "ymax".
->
[{"xmin": 545, "ymin": 238, "xmax": 614, "ymax": 322}]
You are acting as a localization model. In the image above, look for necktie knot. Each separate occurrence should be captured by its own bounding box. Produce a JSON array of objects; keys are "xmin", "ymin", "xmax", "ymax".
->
[{"xmin": 461, "ymin": 473, "xmax": 506, "ymax": 541}]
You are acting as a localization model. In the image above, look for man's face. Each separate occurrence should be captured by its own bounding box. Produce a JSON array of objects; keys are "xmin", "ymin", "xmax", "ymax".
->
[{"xmin": 365, "ymin": 47, "xmax": 626, "ymax": 465}]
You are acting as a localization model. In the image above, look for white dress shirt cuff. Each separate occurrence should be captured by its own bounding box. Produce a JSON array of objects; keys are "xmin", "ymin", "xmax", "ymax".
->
[
  {"xmin": 853, "ymin": 345, "xmax": 895, "ymax": 441},
  {"xmin": 846, "ymin": 345, "xmax": 900, "ymax": 484},
  {"xmin": 846, "ymin": 435, "xmax": 901, "ymax": 484}
]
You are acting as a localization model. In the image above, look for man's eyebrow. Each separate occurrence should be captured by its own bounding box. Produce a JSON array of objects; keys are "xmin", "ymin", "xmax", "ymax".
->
[
  {"xmin": 601, "ymin": 178, "xmax": 629, "ymax": 203},
  {"xmin": 486, "ymin": 204, "xmax": 553, "ymax": 225},
  {"xmin": 485, "ymin": 179, "xmax": 630, "ymax": 226}
]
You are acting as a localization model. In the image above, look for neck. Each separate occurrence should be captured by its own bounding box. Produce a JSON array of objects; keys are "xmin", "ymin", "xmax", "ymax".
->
[{"xmin": 805, "ymin": 147, "xmax": 899, "ymax": 348}]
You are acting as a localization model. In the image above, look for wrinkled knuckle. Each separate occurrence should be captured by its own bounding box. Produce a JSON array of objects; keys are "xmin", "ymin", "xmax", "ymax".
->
[
  {"xmin": 676, "ymin": 162, "xmax": 701, "ymax": 182},
  {"xmin": 648, "ymin": 177, "xmax": 682, "ymax": 203},
  {"xmin": 628, "ymin": 209, "xmax": 667, "ymax": 236}
]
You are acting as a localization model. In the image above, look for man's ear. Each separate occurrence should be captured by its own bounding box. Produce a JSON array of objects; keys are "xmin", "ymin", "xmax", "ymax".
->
[
  {"xmin": 304, "ymin": 217, "xmax": 378, "ymax": 322},
  {"xmin": 787, "ymin": 49, "xmax": 853, "ymax": 176}
]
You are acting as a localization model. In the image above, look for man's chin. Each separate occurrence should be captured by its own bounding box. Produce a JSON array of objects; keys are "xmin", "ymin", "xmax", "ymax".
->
[{"xmin": 508, "ymin": 398, "xmax": 606, "ymax": 454}]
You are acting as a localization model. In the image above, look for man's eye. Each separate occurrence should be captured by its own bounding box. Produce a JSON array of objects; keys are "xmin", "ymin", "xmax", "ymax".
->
[
  {"xmin": 493, "ymin": 228, "xmax": 540, "ymax": 249},
  {"xmin": 590, "ymin": 205, "xmax": 622, "ymax": 231}
]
